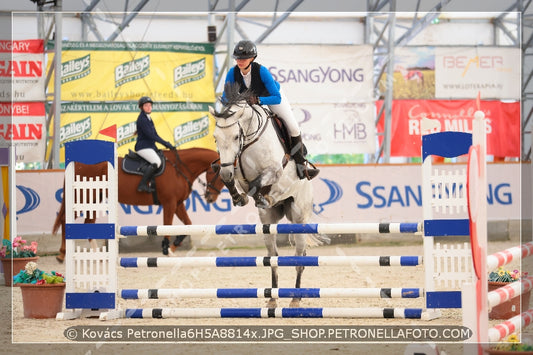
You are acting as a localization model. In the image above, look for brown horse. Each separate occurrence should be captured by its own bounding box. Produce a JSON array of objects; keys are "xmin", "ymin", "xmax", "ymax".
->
[{"xmin": 52, "ymin": 147, "xmax": 225, "ymax": 262}]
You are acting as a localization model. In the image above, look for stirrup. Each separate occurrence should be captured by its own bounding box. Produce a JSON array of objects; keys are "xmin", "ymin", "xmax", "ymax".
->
[{"xmin": 296, "ymin": 162, "xmax": 319, "ymax": 180}]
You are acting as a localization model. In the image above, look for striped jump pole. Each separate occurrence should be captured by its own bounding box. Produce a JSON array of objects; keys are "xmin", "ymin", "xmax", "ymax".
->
[
  {"xmin": 487, "ymin": 241, "xmax": 533, "ymax": 271},
  {"xmin": 120, "ymin": 255, "xmax": 422, "ymax": 268},
  {"xmin": 119, "ymin": 222, "xmax": 422, "ymax": 237},
  {"xmin": 114, "ymin": 307, "xmax": 424, "ymax": 319},
  {"xmin": 487, "ymin": 277, "xmax": 533, "ymax": 310},
  {"xmin": 121, "ymin": 287, "xmax": 423, "ymax": 300},
  {"xmin": 488, "ymin": 309, "xmax": 533, "ymax": 342}
]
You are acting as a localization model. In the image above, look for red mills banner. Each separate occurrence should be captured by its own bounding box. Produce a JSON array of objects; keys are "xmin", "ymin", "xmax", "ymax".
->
[
  {"xmin": 376, "ymin": 100, "xmax": 520, "ymax": 158},
  {"xmin": 0, "ymin": 40, "xmax": 45, "ymax": 101}
]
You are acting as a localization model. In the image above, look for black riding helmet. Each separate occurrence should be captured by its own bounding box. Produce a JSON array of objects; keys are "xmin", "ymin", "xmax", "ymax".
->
[
  {"xmin": 233, "ymin": 40, "xmax": 257, "ymax": 59},
  {"xmin": 138, "ymin": 96, "xmax": 153, "ymax": 109}
]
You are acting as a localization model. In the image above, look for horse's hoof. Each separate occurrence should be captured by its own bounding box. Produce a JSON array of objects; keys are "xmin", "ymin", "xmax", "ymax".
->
[
  {"xmin": 233, "ymin": 194, "xmax": 249, "ymax": 207},
  {"xmin": 161, "ymin": 238, "xmax": 169, "ymax": 256},
  {"xmin": 56, "ymin": 255, "xmax": 64, "ymax": 263},
  {"xmin": 254, "ymin": 194, "xmax": 271, "ymax": 209},
  {"xmin": 266, "ymin": 299, "xmax": 277, "ymax": 308},
  {"xmin": 173, "ymin": 235, "xmax": 187, "ymax": 247},
  {"xmin": 289, "ymin": 299, "xmax": 301, "ymax": 308}
]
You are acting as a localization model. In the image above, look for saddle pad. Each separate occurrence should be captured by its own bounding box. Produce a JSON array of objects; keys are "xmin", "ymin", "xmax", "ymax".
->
[{"xmin": 122, "ymin": 150, "xmax": 165, "ymax": 176}]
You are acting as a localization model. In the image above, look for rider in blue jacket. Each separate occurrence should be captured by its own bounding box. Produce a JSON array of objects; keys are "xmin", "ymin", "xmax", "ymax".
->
[
  {"xmin": 135, "ymin": 96, "xmax": 174, "ymax": 192},
  {"xmin": 223, "ymin": 40, "xmax": 319, "ymax": 180}
]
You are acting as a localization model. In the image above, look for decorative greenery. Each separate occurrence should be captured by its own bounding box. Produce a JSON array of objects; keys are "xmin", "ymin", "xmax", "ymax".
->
[
  {"xmin": 492, "ymin": 334, "xmax": 533, "ymax": 352},
  {"xmin": 13, "ymin": 262, "xmax": 64, "ymax": 285},
  {"xmin": 489, "ymin": 266, "xmax": 526, "ymax": 283},
  {"xmin": 0, "ymin": 237, "xmax": 37, "ymax": 258}
]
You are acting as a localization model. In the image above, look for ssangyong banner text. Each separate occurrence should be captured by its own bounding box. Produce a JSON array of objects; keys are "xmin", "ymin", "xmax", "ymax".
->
[{"xmin": 258, "ymin": 45, "xmax": 374, "ymax": 104}]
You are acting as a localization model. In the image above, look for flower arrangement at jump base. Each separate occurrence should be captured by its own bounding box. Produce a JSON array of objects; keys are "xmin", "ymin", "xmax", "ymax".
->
[
  {"xmin": 0, "ymin": 236, "xmax": 37, "ymax": 258},
  {"xmin": 0, "ymin": 237, "xmax": 39, "ymax": 286},
  {"xmin": 488, "ymin": 267, "xmax": 530, "ymax": 321},
  {"xmin": 489, "ymin": 267, "xmax": 527, "ymax": 283},
  {"xmin": 489, "ymin": 334, "xmax": 533, "ymax": 353},
  {"xmin": 15, "ymin": 262, "xmax": 66, "ymax": 319},
  {"xmin": 13, "ymin": 262, "xmax": 64, "ymax": 285}
]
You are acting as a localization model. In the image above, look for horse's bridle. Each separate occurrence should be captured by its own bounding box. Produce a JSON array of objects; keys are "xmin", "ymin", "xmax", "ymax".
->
[
  {"xmin": 165, "ymin": 149, "xmax": 221, "ymax": 198},
  {"xmin": 215, "ymin": 119, "xmax": 245, "ymax": 169},
  {"xmin": 215, "ymin": 104, "xmax": 270, "ymax": 170}
]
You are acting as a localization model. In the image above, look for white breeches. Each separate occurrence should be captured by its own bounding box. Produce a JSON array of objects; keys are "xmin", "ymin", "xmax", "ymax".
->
[
  {"xmin": 268, "ymin": 87, "xmax": 300, "ymax": 137},
  {"xmin": 136, "ymin": 148, "xmax": 162, "ymax": 167}
]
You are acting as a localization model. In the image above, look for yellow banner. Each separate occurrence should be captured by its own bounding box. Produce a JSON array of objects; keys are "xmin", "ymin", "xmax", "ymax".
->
[
  {"xmin": 55, "ymin": 102, "xmax": 216, "ymax": 162},
  {"xmin": 47, "ymin": 42, "xmax": 215, "ymax": 102}
]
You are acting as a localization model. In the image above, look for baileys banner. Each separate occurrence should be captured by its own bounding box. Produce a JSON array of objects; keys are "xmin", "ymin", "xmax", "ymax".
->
[{"xmin": 47, "ymin": 41, "xmax": 215, "ymax": 102}]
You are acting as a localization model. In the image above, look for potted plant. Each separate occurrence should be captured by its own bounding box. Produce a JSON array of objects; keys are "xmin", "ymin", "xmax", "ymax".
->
[
  {"xmin": 486, "ymin": 334, "xmax": 533, "ymax": 354},
  {"xmin": 0, "ymin": 236, "xmax": 39, "ymax": 286},
  {"xmin": 488, "ymin": 267, "xmax": 530, "ymax": 320},
  {"xmin": 14, "ymin": 261, "xmax": 65, "ymax": 318}
]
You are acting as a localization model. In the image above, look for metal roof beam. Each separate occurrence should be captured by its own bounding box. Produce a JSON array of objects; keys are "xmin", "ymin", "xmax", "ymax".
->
[
  {"xmin": 395, "ymin": 0, "xmax": 451, "ymax": 46},
  {"xmin": 105, "ymin": 0, "xmax": 150, "ymax": 41},
  {"xmin": 255, "ymin": 0, "xmax": 304, "ymax": 44}
]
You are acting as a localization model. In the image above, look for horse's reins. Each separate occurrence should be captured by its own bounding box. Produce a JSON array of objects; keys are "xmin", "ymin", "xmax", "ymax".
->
[
  {"xmin": 215, "ymin": 104, "xmax": 277, "ymax": 184},
  {"xmin": 165, "ymin": 149, "xmax": 193, "ymax": 190},
  {"xmin": 166, "ymin": 149, "xmax": 221, "ymax": 198}
]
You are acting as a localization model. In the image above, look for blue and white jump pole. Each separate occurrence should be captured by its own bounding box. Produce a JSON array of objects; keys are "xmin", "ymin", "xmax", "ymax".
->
[{"xmin": 119, "ymin": 222, "xmax": 422, "ymax": 237}]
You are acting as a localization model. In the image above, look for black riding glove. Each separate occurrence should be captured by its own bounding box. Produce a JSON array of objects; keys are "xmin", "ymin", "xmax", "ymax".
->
[{"xmin": 247, "ymin": 96, "xmax": 259, "ymax": 105}]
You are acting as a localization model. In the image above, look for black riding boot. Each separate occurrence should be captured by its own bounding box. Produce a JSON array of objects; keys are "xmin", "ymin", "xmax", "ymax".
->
[
  {"xmin": 137, "ymin": 163, "xmax": 157, "ymax": 192},
  {"xmin": 290, "ymin": 134, "xmax": 319, "ymax": 180}
]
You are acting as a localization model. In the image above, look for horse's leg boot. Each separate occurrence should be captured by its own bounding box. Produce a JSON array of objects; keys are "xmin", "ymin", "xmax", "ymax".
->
[
  {"xmin": 137, "ymin": 163, "xmax": 157, "ymax": 192},
  {"xmin": 290, "ymin": 134, "xmax": 319, "ymax": 180},
  {"xmin": 161, "ymin": 237, "xmax": 170, "ymax": 255}
]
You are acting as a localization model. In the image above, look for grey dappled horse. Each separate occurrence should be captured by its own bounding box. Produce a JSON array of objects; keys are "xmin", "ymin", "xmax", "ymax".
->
[{"xmin": 210, "ymin": 85, "xmax": 328, "ymax": 307}]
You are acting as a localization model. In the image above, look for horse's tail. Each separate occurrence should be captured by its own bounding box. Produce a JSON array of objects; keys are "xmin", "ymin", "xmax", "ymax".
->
[
  {"xmin": 290, "ymin": 233, "xmax": 331, "ymax": 247},
  {"xmin": 52, "ymin": 185, "xmax": 65, "ymax": 235},
  {"xmin": 306, "ymin": 233, "xmax": 331, "ymax": 247}
]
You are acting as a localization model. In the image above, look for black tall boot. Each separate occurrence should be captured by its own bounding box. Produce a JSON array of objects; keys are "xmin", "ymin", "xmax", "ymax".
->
[
  {"xmin": 290, "ymin": 134, "xmax": 319, "ymax": 180},
  {"xmin": 137, "ymin": 163, "xmax": 157, "ymax": 192}
]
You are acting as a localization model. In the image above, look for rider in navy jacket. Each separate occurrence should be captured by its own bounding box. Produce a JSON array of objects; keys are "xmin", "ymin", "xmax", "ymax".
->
[
  {"xmin": 223, "ymin": 40, "xmax": 318, "ymax": 180},
  {"xmin": 135, "ymin": 96, "xmax": 174, "ymax": 192}
]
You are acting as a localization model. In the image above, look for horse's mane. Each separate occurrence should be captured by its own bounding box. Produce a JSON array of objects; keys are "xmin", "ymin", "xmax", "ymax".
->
[{"xmin": 213, "ymin": 82, "xmax": 254, "ymax": 118}]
